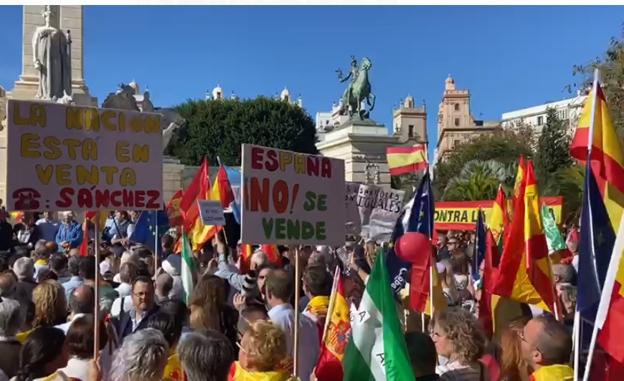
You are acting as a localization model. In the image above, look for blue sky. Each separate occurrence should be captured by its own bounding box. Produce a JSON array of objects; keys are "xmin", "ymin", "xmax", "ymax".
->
[{"xmin": 1, "ymin": 5, "xmax": 622, "ymax": 158}]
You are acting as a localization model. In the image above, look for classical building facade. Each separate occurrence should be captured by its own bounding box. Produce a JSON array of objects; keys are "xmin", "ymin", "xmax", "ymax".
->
[
  {"xmin": 316, "ymin": 95, "xmax": 426, "ymax": 185},
  {"xmin": 434, "ymin": 75, "xmax": 500, "ymax": 165},
  {"xmin": 500, "ymin": 92, "xmax": 587, "ymax": 138}
]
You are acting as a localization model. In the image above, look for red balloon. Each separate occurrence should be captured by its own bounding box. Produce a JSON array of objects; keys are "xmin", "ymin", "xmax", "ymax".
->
[{"xmin": 395, "ymin": 232, "xmax": 431, "ymax": 263}]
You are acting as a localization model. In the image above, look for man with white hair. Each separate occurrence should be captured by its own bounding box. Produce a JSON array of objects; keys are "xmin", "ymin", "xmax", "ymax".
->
[
  {"xmin": 0, "ymin": 298, "xmax": 23, "ymax": 378},
  {"xmin": 12, "ymin": 257, "xmax": 36, "ymax": 304},
  {"xmin": 55, "ymin": 211, "xmax": 83, "ymax": 252},
  {"xmin": 110, "ymin": 328, "xmax": 169, "ymax": 381}
]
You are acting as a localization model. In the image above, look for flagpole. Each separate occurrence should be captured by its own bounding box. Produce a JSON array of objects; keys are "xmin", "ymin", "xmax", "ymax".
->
[
  {"xmin": 293, "ymin": 247, "xmax": 301, "ymax": 379},
  {"xmin": 154, "ymin": 210, "xmax": 159, "ymax": 277},
  {"xmin": 321, "ymin": 267, "xmax": 340, "ymax": 343},
  {"xmin": 93, "ymin": 217, "xmax": 100, "ymax": 358},
  {"xmin": 573, "ymin": 310, "xmax": 581, "ymax": 381},
  {"xmin": 580, "ymin": 67, "xmax": 601, "ymax": 381}
]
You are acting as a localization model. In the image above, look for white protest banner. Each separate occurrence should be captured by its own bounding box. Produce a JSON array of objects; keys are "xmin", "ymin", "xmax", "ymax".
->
[
  {"xmin": 6, "ymin": 100, "xmax": 163, "ymax": 211},
  {"xmin": 367, "ymin": 187, "xmax": 404, "ymax": 241},
  {"xmin": 345, "ymin": 182, "xmax": 362, "ymax": 235},
  {"xmin": 355, "ymin": 184, "xmax": 404, "ymax": 240},
  {"xmin": 241, "ymin": 144, "xmax": 345, "ymax": 245},
  {"xmin": 198, "ymin": 200, "xmax": 226, "ymax": 226}
]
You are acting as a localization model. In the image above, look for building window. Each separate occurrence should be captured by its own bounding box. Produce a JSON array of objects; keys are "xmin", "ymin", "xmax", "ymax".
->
[
  {"xmin": 454, "ymin": 139, "xmax": 461, "ymax": 147},
  {"xmin": 454, "ymin": 118, "xmax": 460, "ymax": 126},
  {"xmin": 408, "ymin": 125, "xmax": 414, "ymax": 138},
  {"xmin": 454, "ymin": 104, "xmax": 459, "ymax": 111},
  {"xmin": 537, "ymin": 116, "xmax": 544, "ymax": 125}
]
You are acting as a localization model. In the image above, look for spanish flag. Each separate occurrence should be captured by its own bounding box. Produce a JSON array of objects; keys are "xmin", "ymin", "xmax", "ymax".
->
[
  {"xmin": 260, "ymin": 244, "xmax": 282, "ymax": 266},
  {"xmin": 570, "ymin": 79, "xmax": 624, "ymax": 232},
  {"xmin": 488, "ymin": 185, "xmax": 509, "ymax": 245},
  {"xmin": 386, "ymin": 145, "xmax": 427, "ymax": 176},
  {"xmin": 180, "ymin": 158, "xmax": 210, "ymax": 234},
  {"xmin": 239, "ymin": 244, "xmax": 254, "ymax": 274},
  {"xmin": 166, "ymin": 189, "xmax": 184, "ymax": 227},
  {"xmin": 314, "ymin": 269, "xmax": 351, "ymax": 381},
  {"xmin": 493, "ymin": 161, "xmax": 555, "ymax": 313},
  {"xmin": 191, "ymin": 165, "xmax": 235, "ymax": 251}
]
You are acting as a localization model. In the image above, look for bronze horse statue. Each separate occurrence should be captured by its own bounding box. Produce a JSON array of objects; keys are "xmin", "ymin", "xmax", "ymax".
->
[{"xmin": 339, "ymin": 57, "xmax": 376, "ymax": 119}]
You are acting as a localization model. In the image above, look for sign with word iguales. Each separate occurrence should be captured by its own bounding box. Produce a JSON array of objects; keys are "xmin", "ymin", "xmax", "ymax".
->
[
  {"xmin": 241, "ymin": 144, "xmax": 345, "ymax": 245},
  {"xmin": 198, "ymin": 200, "xmax": 226, "ymax": 226},
  {"xmin": 355, "ymin": 184, "xmax": 404, "ymax": 241},
  {"xmin": 6, "ymin": 100, "xmax": 163, "ymax": 211},
  {"xmin": 434, "ymin": 197, "xmax": 563, "ymax": 231},
  {"xmin": 345, "ymin": 182, "xmax": 362, "ymax": 236}
]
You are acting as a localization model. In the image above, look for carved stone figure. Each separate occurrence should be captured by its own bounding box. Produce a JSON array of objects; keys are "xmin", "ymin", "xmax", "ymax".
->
[{"xmin": 32, "ymin": 5, "xmax": 72, "ymax": 101}]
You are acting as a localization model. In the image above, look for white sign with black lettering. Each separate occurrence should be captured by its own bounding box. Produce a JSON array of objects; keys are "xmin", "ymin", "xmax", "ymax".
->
[{"xmin": 198, "ymin": 200, "xmax": 226, "ymax": 226}]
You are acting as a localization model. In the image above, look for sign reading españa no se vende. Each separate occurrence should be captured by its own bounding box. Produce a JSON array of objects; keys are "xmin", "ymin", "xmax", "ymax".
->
[{"xmin": 5, "ymin": 99, "xmax": 163, "ymax": 212}]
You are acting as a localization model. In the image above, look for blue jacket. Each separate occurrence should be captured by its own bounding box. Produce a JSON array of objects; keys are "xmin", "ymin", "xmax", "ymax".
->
[{"xmin": 55, "ymin": 221, "xmax": 83, "ymax": 249}]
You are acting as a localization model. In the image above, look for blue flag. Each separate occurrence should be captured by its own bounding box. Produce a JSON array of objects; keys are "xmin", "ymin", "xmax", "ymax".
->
[
  {"xmin": 577, "ymin": 160, "xmax": 616, "ymax": 321},
  {"xmin": 471, "ymin": 210, "xmax": 486, "ymax": 282},
  {"xmin": 130, "ymin": 210, "xmax": 170, "ymax": 255},
  {"xmin": 225, "ymin": 166, "xmax": 242, "ymax": 224},
  {"xmin": 386, "ymin": 171, "xmax": 435, "ymax": 296}
]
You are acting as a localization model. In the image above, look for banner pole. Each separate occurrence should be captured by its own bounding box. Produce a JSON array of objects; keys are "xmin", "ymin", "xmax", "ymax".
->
[
  {"xmin": 154, "ymin": 210, "xmax": 159, "ymax": 277},
  {"xmin": 93, "ymin": 217, "xmax": 100, "ymax": 358},
  {"xmin": 293, "ymin": 247, "xmax": 301, "ymax": 378}
]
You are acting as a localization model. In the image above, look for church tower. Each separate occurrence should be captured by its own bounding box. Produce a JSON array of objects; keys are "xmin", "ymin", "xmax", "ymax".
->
[{"xmin": 392, "ymin": 95, "xmax": 427, "ymax": 144}]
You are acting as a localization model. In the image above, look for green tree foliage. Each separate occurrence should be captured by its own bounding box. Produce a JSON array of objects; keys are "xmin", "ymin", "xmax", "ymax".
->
[
  {"xmin": 165, "ymin": 97, "xmax": 318, "ymax": 166},
  {"xmin": 572, "ymin": 31, "xmax": 624, "ymax": 135},
  {"xmin": 432, "ymin": 130, "xmax": 534, "ymax": 199},
  {"xmin": 442, "ymin": 160, "xmax": 514, "ymax": 201},
  {"xmin": 534, "ymin": 108, "xmax": 573, "ymax": 184}
]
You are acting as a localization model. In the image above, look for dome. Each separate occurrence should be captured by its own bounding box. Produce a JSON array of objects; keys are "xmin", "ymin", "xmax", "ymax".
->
[
  {"xmin": 212, "ymin": 84, "xmax": 223, "ymax": 100},
  {"xmin": 128, "ymin": 80, "xmax": 139, "ymax": 94},
  {"xmin": 280, "ymin": 87, "xmax": 290, "ymax": 102}
]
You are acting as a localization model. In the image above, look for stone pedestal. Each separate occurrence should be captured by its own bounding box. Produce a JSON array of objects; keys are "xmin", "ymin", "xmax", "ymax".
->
[{"xmin": 316, "ymin": 118, "xmax": 398, "ymax": 185}]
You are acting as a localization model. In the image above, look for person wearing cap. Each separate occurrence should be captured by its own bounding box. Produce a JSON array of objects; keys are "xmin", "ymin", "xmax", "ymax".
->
[{"xmin": 162, "ymin": 254, "xmax": 184, "ymax": 302}]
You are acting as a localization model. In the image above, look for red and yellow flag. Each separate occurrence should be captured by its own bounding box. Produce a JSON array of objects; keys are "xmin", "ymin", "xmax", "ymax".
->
[
  {"xmin": 181, "ymin": 158, "xmax": 210, "ymax": 233},
  {"xmin": 493, "ymin": 161, "xmax": 554, "ymax": 313},
  {"xmin": 191, "ymin": 165, "xmax": 236, "ymax": 251},
  {"xmin": 570, "ymin": 81, "xmax": 624, "ymax": 232},
  {"xmin": 386, "ymin": 145, "xmax": 428, "ymax": 176},
  {"xmin": 314, "ymin": 269, "xmax": 351, "ymax": 381},
  {"xmin": 488, "ymin": 185, "xmax": 509, "ymax": 244},
  {"xmin": 166, "ymin": 189, "xmax": 184, "ymax": 227}
]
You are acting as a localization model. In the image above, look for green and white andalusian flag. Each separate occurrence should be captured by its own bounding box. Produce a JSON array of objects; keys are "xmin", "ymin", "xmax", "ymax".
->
[
  {"xmin": 181, "ymin": 232, "xmax": 196, "ymax": 305},
  {"xmin": 342, "ymin": 250, "xmax": 415, "ymax": 381}
]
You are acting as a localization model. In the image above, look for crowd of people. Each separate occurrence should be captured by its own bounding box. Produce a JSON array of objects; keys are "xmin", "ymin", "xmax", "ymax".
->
[{"xmin": 0, "ymin": 206, "xmax": 580, "ymax": 381}]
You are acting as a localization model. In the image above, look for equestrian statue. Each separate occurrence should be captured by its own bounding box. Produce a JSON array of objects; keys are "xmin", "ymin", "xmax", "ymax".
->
[{"xmin": 336, "ymin": 56, "xmax": 376, "ymax": 119}]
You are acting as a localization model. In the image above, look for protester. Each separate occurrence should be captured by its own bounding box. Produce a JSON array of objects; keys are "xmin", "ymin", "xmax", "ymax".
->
[
  {"xmin": 405, "ymin": 331, "xmax": 440, "ymax": 381},
  {"xmin": 48, "ymin": 253, "xmax": 69, "ymax": 283},
  {"xmin": 161, "ymin": 254, "xmax": 184, "ymax": 301},
  {"xmin": 302, "ymin": 264, "xmax": 332, "ymax": 340},
  {"xmin": 110, "ymin": 211, "xmax": 132, "ymax": 247},
  {"xmin": 146, "ymin": 311, "xmax": 185, "ymax": 381},
  {"xmin": 264, "ymin": 268, "xmax": 319, "ymax": 381},
  {"xmin": 58, "ymin": 314, "xmax": 107, "ymax": 380},
  {"xmin": 155, "ymin": 272, "xmax": 174, "ymax": 303},
  {"xmin": 110, "ymin": 328, "xmax": 169, "ymax": 381},
  {"xmin": 55, "ymin": 212, "xmax": 83, "ymax": 252},
  {"xmin": 520, "ymin": 316, "xmax": 573, "ymax": 380},
  {"xmin": 32, "ymin": 280, "xmax": 67, "ymax": 329},
  {"xmin": 0, "ymin": 298, "xmax": 22, "ymax": 379},
  {"xmin": 15, "ymin": 327, "xmax": 68, "ymax": 381},
  {"xmin": 56, "ymin": 285, "xmax": 94, "ymax": 334},
  {"xmin": 178, "ymin": 330, "xmax": 235, "ymax": 381},
  {"xmin": 111, "ymin": 262, "xmax": 139, "ymax": 318},
  {"xmin": 12, "ymin": 257, "xmax": 36, "ymax": 304},
  {"xmin": 114, "ymin": 275, "xmax": 159, "ymax": 340},
  {"xmin": 431, "ymin": 307, "xmax": 487, "ymax": 380},
  {"xmin": 35, "ymin": 212, "xmax": 60, "ymax": 243},
  {"xmin": 62, "ymin": 256, "xmax": 83, "ymax": 302},
  {"xmin": 189, "ymin": 274, "xmax": 239, "ymax": 348},
  {"xmin": 0, "ymin": 273, "xmax": 16, "ymax": 299},
  {"xmin": 229, "ymin": 320, "xmax": 292, "ymax": 381},
  {"xmin": 0, "ymin": 211, "xmax": 13, "ymax": 252},
  {"xmin": 499, "ymin": 317, "xmax": 530, "ymax": 381}
]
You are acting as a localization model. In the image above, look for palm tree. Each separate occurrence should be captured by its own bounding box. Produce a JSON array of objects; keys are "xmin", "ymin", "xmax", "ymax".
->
[{"xmin": 442, "ymin": 160, "xmax": 515, "ymax": 201}]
